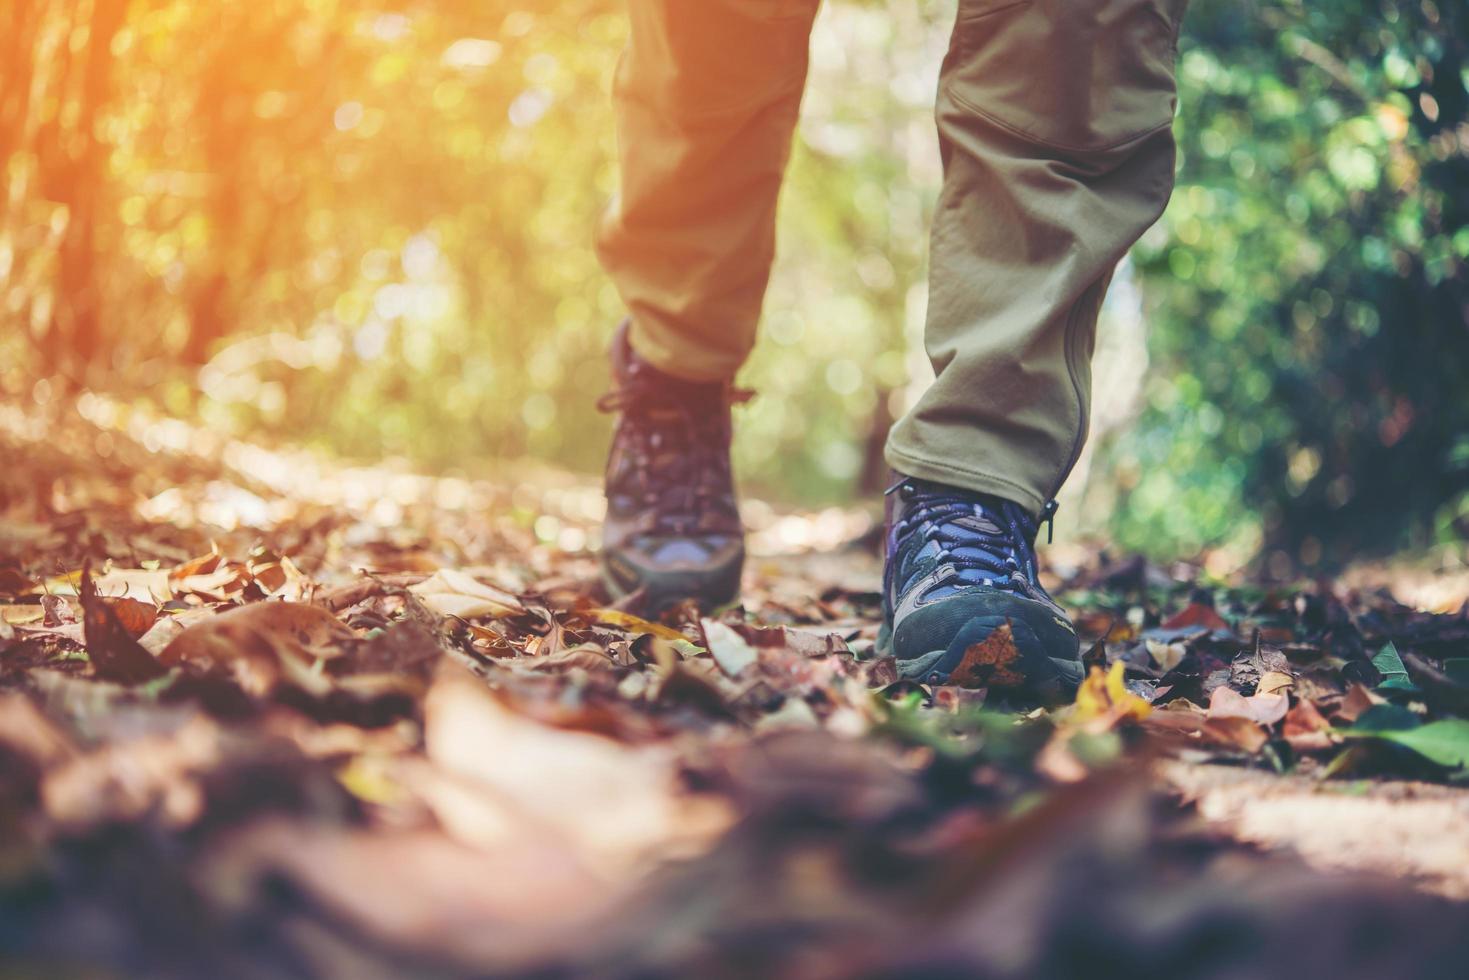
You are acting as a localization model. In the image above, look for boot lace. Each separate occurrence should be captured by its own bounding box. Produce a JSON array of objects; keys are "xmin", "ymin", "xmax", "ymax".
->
[
  {"xmin": 598, "ymin": 381, "xmax": 750, "ymax": 537},
  {"xmin": 888, "ymin": 479, "xmax": 1057, "ymax": 595}
]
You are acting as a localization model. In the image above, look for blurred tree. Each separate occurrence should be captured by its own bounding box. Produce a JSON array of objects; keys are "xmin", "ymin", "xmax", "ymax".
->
[
  {"xmin": 1104, "ymin": 0, "xmax": 1469, "ymax": 566},
  {"xmin": 0, "ymin": 0, "xmax": 1464, "ymax": 568}
]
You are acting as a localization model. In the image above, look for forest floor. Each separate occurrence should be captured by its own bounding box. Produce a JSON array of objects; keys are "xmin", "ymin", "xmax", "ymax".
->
[{"xmin": 4, "ymin": 396, "xmax": 1469, "ymax": 979}]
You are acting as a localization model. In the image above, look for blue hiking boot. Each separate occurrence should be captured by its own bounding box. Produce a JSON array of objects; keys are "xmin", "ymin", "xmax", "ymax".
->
[
  {"xmin": 598, "ymin": 321, "xmax": 746, "ymax": 612},
  {"xmin": 878, "ymin": 475, "xmax": 1082, "ymax": 703}
]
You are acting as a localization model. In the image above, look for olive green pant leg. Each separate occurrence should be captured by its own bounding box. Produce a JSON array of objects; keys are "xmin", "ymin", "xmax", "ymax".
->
[
  {"xmin": 886, "ymin": 0, "xmax": 1189, "ymax": 516},
  {"xmin": 597, "ymin": 0, "xmax": 822, "ymax": 382}
]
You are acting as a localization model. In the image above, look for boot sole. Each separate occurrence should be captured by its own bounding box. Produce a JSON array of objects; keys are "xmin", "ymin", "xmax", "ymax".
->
[
  {"xmin": 600, "ymin": 553, "xmax": 743, "ymax": 614},
  {"xmin": 885, "ymin": 614, "xmax": 1082, "ymax": 704}
]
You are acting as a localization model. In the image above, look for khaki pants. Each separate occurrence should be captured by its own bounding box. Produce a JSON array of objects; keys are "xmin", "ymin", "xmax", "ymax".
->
[{"xmin": 597, "ymin": 0, "xmax": 1187, "ymax": 516}]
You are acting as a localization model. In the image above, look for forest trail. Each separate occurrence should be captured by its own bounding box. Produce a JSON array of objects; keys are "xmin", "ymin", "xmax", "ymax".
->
[{"xmin": 4, "ymin": 398, "xmax": 1469, "ymax": 978}]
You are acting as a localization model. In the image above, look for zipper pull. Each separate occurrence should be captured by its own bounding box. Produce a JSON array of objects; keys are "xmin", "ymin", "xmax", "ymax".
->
[{"xmin": 1040, "ymin": 500, "xmax": 1059, "ymax": 545}]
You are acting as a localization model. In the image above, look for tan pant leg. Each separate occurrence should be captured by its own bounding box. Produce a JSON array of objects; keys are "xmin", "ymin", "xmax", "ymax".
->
[
  {"xmin": 597, "ymin": 0, "xmax": 821, "ymax": 382},
  {"xmin": 886, "ymin": 0, "xmax": 1188, "ymax": 516}
]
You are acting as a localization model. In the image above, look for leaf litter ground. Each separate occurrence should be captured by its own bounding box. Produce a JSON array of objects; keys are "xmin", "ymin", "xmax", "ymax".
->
[{"xmin": 4, "ymin": 400, "xmax": 1469, "ymax": 978}]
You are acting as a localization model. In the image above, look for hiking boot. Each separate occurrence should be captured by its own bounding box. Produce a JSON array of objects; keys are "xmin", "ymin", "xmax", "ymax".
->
[
  {"xmin": 598, "ymin": 321, "xmax": 746, "ymax": 611},
  {"xmin": 878, "ymin": 474, "xmax": 1082, "ymax": 703}
]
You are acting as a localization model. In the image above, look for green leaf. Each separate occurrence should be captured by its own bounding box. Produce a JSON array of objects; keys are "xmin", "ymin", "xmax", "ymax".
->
[
  {"xmin": 1372, "ymin": 641, "xmax": 1416, "ymax": 692},
  {"xmin": 1346, "ymin": 718, "xmax": 1469, "ymax": 771},
  {"xmin": 1350, "ymin": 703, "xmax": 1419, "ymax": 732}
]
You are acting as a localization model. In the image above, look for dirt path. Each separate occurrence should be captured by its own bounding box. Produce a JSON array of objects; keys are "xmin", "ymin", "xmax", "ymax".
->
[{"xmin": 4, "ymin": 399, "xmax": 1469, "ymax": 978}]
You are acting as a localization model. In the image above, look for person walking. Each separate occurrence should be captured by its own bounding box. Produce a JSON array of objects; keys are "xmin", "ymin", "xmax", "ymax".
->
[{"xmin": 596, "ymin": 0, "xmax": 1188, "ymax": 701}]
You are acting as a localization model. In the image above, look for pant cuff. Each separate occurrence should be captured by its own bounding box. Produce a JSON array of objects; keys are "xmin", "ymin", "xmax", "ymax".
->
[
  {"xmin": 884, "ymin": 443, "xmax": 1048, "ymax": 519},
  {"xmin": 626, "ymin": 313, "xmax": 744, "ymax": 384}
]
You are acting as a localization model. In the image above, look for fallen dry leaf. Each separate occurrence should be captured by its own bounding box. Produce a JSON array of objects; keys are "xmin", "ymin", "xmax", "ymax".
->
[
  {"xmin": 424, "ymin": 665, "xmax": 729, "ymax": 872},
  {"xmin": 98, "ymin": 596, "xmax": 158, "ymax": 639},
  {"xmin": 158, "ymin": 601, "xmax": 357, "ymax": 696},
  {"xmin": 1201, "ymin": 715, "xmax": 1270, "ymax": 753},
  {"xmin": 1, "ymin": 605, "xmax": 45, "ymax": 625},
  {"xmin": 1283, "ymin": 699, "xmax": 1338, "ymax": 751},
  {"xmin": 1142, "ymin": 699, "xmax": 1208, "ymax": 734},
  {"xmin": 948, "ymin": 623, "xmax": 1025, "ymax": 689},
  {"xmin": 80, "ymin": 568, "xmax": 167, "ymax": 685},
  {"xmin": 1161, "ymin": 602, "xmax": 1233, "ymax": 634},
  {"xmin": 703, "ymin": 619, "xmax": 757, "ymax": 678},
  {"xmin": 1207, "ymin": 687, "xmax": 1289, "ymax": 727},
  {"xmin": 201, "ymin": 818, "xmax": 619, "ymax": 970},
  {"xmin": 1334, "ymin": 683, "xmax": 1384, "ymax": 723},
  {"xmin": 589, "ymin": 607, "xmax": 686, "ymax": 641},
  {"xmin": 1257, "ymin": 670, "xmax": 1296, "ymax": 696},
  {"xmin": 1074, "ymin": 662, "xmax": 1152, "ymax": 725},
  {"xmin": 409, "ymin": 569, "xmax": 524, "ymax": 619}
]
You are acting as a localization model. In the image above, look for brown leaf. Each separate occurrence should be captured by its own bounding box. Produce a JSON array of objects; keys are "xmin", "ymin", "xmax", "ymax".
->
[
  {"xmin": 1207, "ymin": 686, "xmax": 1289, "ymax": 727},
  {"xmin": 948, "ymin": 622, "xmax": 1024, "ymax": 689},
  {"xmin": 200, "ymin": 819, "xmax": 617, "ymax": 969},
  {"xmin": 1201, "ymin": 715, "xmax": 1269, "ymax": 753},
  {"xmin": 42, "ymin": 715, "xmax": 219, "ymax": 829},
  {"xmin": 1161, "ymin": 602, "xmax": 1232, "ymax": 634},
  {"xmin": 0, "ymin": 566, "xmax": 37, "ymax": 596},
  {"xmin": 409, "ymin": 569, "xmax": 524, "ymax": 619},
  {"xmin": 159, "ymin": 601, "xmax": 356, "ymax": 696},
  {"xmin": 99, "ymin": 596, "xmax": 158, "ymax": 639},
  {"xmin": 424, "ymin": 665, "xmax": 729, "ymax": 871},
  {"xmin": 169, "ymin": 546, "xmax": 223, "ymax": 581},
  {"xmin": 729, "ymin": 623, "xmax": 847, "ymax": 659},
  {"xmin": 526, "ymin": 644, "xmax": 618, "ymax": 673},
  {"xmin": 1333, "ymin": 682, "xmax": 1382, "ymax": 724},
  {"xmin": 1142, "ymin": 699, "xmax": 1207, "ymax": 734},
  {"xmin": 1257, "ymin": 670, "xmax": 1296, "ymax": 697},
  {"xmin": 0, "ymin": 693, "xmax": 77, "ymax": 769},
  {"xmin": 588, "ymin": 607, "xmax": 686, "ymax": 641},
  {"xmin": 0, "ymin": 605, "xmax": 45, "ymax": 626},
  {"xmin": 80, "ymin": 567, "xmax": 167, "ymax": 685},
  {"xmin": 1283, "ymin": 699, "xmax": 1337, "ymax": 752}
]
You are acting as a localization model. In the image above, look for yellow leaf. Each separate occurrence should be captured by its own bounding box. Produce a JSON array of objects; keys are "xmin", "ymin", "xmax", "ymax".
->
[
  {"xmin": 1107, "ymin": 660, "xmax": 1152, "ymax": 721},
  {"xmin": 1074, "ymin": 666, "xmax": 1111, "ymax": 723},
  {"xmin": 1073, "ymin": 662, "xmax": 1150, "ymax": 725},
  {"xmin": 589, "ymin": 608, "xmax": 687, "ymax": 642}
]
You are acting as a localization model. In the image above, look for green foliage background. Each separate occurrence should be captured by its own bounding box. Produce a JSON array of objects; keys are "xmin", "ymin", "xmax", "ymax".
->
[{"xmin": 2, "ymin": 0, "xmax": 1465, "ymax": 567}]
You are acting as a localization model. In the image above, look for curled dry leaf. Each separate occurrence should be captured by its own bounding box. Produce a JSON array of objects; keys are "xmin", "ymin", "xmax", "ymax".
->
[
  {"xmin": 80, "ymin": 568, "xmax": 167, "ymax": 685},
  {"xmin": 98, "ymin": 596, "xmax": 158, "ymax": 639},
  {"xmin": 590, "ymin": 607, "xmax": 686, "ymax": 641},
  {"xmin": 409, "ymin": 569, "xmax": 524, "ymax": 619},
  {"xmin": 159, "ymin": 601, "xmax": 357, "ymax": 696},
  {"xmin": 1257, "ymin": 670, "xmax": 1296, "ymax": 697}
]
